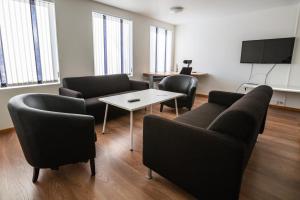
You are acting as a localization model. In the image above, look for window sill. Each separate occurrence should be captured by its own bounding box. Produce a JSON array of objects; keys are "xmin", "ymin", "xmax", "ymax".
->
[{"xmin": 0, "ymin": 81, "xmax": 60, "ymax": 91}]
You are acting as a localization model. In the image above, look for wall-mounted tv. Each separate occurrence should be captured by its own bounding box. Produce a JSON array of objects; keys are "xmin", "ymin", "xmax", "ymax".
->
[{"xmin": 240, "ymin": 37, "xmax": 295, "ymax": 64}]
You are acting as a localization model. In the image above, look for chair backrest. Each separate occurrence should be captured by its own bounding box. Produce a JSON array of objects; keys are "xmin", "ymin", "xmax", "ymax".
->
[
  {"xmin": 180, "ymin": 67, "xmax": 193, "ymax": 75},
  {"xmin": 208, "ymin": 85, "xmax": 273, "ymax": 143},
  {"xmin": 159, "ymin": 75, "xmax": 198, "ymax": 94},
  {"xmin": 62, "ymin": 74, "xmax": 131, "ymax": 98}
]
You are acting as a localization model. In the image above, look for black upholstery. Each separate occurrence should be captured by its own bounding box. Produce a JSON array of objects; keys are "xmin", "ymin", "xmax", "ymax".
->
[
  {"xmin": 7, "ymin": 94, "xmax": 96, "ymax": 182},
  {"xmin": 179, "ymin": 67, "xmax": 193, "ymax": 75},
  {"xmin": 158, "ymin": 75, "xmax": 198, "ymax": 111},
  {"xmin": 143, "ymin": 85, "xmax": 273, "ymax": 200},
  {"xmin": 175, "ymin": 103, "xmax": 227, "ymax": 128},
  {"xmin": 59, "ymin": 74, "xmax": 149, "ymax": 121}
]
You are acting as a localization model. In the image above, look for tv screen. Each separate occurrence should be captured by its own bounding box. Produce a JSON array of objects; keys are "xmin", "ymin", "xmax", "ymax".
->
[{"xmin": 240, "ymin": 37, "xmax": 295, "ymax": 64}]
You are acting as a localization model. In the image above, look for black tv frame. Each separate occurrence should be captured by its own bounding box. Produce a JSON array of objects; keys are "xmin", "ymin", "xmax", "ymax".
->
[{"xmin": 240, "ymin": 37, "xmax": 295, "ymax": 64}]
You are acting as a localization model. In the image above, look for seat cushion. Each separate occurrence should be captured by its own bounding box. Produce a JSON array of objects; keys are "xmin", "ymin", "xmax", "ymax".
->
[{"xmin": 175, "ymin": 103, "xmax": 227, "ymax": 128}]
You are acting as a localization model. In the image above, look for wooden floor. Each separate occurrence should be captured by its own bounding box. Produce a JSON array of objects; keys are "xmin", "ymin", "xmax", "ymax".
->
[{"xmin": 0, "ymin": 96, "xmax": 300, "ymax": 200}]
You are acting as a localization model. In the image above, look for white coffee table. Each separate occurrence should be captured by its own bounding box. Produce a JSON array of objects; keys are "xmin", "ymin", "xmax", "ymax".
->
[{"xmin": 99, "ymin": 89, "xmax": 185, "ymax": 151}]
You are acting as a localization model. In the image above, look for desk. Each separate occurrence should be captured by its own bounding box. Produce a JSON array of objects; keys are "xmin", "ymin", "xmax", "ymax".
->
[{"xmin": 143, "ymin": 71, "xmax": 208, "ymax": 88}]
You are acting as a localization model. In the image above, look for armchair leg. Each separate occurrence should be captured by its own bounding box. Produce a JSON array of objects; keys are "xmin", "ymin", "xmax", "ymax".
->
[
  {"xmin": 90, "ymin": 158, "xmax": 96, "ymax": 176},
  {"xmin": 146, "ymin": 168, "xmax": 153, "ymax": 179},
  {"xmin": 160, "ymin": 104, "xmax": 164, "ymax": 112},
  {"xmin": 32, "ymin": 168, "xmax": 39, "ymax": 183}
]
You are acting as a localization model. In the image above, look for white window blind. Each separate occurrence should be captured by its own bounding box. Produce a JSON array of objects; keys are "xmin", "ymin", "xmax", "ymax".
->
[
  {"xmin": 93, "ymin": 12, "xmax": 133, "ymax": 76},
  {"xmin": 0, "ymin": 0, "xmax": 59, "ymax": 88},
  {"xmin": 150, "ymin": 26, "xmax": 172, "ymax": 73}
]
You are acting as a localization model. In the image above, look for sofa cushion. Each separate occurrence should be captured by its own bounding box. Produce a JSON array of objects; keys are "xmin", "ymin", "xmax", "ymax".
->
[
  {"xmin": 62, "ymin": 74, "xmax": 131, "ymax": 98},
  {"xmin": 175, "ymin": 103, "xmax": 227, "ymax": 128},
  {"xmin": 208, "ymin": 85, "xmax": 273, "ymax": 144}
]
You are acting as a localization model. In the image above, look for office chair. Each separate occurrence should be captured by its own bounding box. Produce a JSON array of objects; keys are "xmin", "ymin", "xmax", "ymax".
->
[{"xmin": 180, "ymin": 60, "xmax": 193, "ymax": 75}]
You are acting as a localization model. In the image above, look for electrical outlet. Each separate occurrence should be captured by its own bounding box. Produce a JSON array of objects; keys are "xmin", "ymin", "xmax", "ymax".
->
[{"xmin": 276, "ymin": 100, "xmax": 284, "ymax": 105}]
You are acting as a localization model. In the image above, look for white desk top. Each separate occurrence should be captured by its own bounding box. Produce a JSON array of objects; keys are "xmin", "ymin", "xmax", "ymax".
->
[
  {"xmin": 99, "ymin": 89, "xmax": 185, "ymax": 111},
  {"xmin": 243, "ymin": 83, "xmax": 300, "ymax": 93}
]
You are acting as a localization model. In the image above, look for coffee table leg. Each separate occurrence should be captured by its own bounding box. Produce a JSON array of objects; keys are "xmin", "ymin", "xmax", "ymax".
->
[
  {"xmin": 175, "ymin": 98, "xmax": 179, "ymax": 117},
  {"xmin": 102, "ymin": 104, "xmax": 108, "ymax": 134},
  {"xmin": 130, "ymin": 111, "xmax": 133, "ymax": 151}
]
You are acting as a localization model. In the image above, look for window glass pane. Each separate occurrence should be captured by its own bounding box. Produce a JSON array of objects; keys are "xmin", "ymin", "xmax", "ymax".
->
[
  {"xmin": 156, "ymin": 28, "xmax": 166, "ymax": 72},
  {"xmin": 92, "ymin": 12, "xmax": 104, "ymax": 76},
  {"xmin": 93, "ymin": 12, "xmax": 133, "ymax": 76},
  {"xmin": 166, "ymin": 30, "xmax": 172, "ymax": 72},
  {"xmin": 106, "ymin": 15, "xmax": 121, "ymax": 75},
  {"xmin": 123, "ymin": 20, "xmax": 133, "ymax": 74},
  {"xmin": 149, "ymin": 26, "xmax": 156, "ymax": 73}
]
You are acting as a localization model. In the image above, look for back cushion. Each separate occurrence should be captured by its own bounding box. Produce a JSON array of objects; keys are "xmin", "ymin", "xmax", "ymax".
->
[
  {"xmin": 208, "ymin": 85, "xmax": 273, "ymax": 143},
  {"xmin": 163, "ymin": 75, "xmax": 193, "ymax": 94},
  {"xmin": 63, "ymin": 74, "xmax": 131, "ymax": 98}
]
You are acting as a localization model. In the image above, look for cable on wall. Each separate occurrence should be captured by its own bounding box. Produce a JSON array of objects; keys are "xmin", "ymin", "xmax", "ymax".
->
[{"xmin": 264, "ymin": 64, "xmax": 277, "ymax": 84}]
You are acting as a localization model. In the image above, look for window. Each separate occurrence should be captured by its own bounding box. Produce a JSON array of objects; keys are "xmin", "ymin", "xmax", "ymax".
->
[
  {"xmin": 150, "ymin": 26, "xmax": 172, "ymax": 73},
  {"xmin": 93, "ymin": 12, "xmax": 133, "ymax": 76},
  {"xmin": 0, "ymin": 0, "xmax": 59, "ymax": 88}
]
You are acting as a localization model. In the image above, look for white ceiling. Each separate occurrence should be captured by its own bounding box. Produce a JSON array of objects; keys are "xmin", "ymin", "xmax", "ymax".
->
[{"xmin": 94, "ymin": 0, "xmax": 300, "ymax": 25}]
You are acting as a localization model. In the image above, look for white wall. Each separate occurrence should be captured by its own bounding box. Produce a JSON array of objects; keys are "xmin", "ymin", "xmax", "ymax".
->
[
  {"xmin": 0, "ymin": 0, "xmax": 174, "ymax": 130},
  {"xmin": 175, "ymin": 5, "xmax": 300, "ymax": 108}
]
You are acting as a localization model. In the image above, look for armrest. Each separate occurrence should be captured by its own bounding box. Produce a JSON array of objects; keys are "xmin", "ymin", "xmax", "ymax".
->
[
  {"xmin": 158, "ymin": 83, "xmax": 164, "ymax": 90},
  {"xmin": 208, "ymin": 91, "xmax": 244, "ymax": 107},
  {"xmin": 18, "ymin": 109, "xmax": 95, "ymax": 167},
  {"xmin": 130, "ymin": 80, "xmax": 149, "ymax": 90},
  {"xmin": 143, "ymin": 115, "xmax": 245, "ymax": 199},
  {"xmin": 59, "ymin": 87, "xmax": 83, "ymax": 98}
]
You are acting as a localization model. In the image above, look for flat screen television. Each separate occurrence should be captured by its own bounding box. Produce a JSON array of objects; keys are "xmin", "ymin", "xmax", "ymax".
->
[{"xmin": 240, "ymin": 37, "xmax": 295, "ymax": 64}]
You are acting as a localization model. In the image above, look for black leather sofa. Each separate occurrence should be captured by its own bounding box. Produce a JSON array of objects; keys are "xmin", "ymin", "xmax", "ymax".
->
[
  {"xmin": 143, "ymin": 85, "xmax": 273, "ymax": 200},
  {"xmin": 59, "ymin": 74, "xmax": 149, "ymax": 121},
  {"xmin": 7, "ymin": 94, "xmax": 96, "ymax": 182},
  {"xmin": 158, "ymin": 75, "xmax": 198, "ymax": 111}
]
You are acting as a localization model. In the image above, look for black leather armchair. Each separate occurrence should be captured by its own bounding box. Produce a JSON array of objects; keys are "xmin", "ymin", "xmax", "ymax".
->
[
  {"xmin": 7, "ymin": 94, "xmax": 96, "ymax": 182},
  {"xmin": 158, "ymin": 75, "xmax": 198, "ymax": 111}
]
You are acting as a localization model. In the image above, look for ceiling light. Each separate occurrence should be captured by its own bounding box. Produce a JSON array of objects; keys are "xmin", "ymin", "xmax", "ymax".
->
[{"xmin": 170, "ymin": 6, "xmax": 184, "ymax": 14}]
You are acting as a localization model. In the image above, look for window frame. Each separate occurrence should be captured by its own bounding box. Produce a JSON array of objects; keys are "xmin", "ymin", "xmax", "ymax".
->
[
  {"xmin": 149, "ymin": 25, "xmax": 173, "ymax": 73},
  {"xmin": 0, "ymin": 0, "xmax": 60, "ymax": 90},
  {"xmin": 92, "ymin": 11, "xmax": 133, "ymax": 77}
]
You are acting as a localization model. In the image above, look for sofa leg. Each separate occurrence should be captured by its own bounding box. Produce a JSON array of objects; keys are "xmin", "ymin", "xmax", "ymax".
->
[
  {"xmin": 160, "ymin": 104, "xmax": 163, "ymax": 112},
  {"xmin": 146, "ymin": 168, "xmax": 153, "ymax": 179},
  {"xmin": 90, "ymin": 158, "xmax": 96, "ymax": 176},
  {"xmin": 32, "ymin": 168, "xmax": 39, "ymax": 183}
]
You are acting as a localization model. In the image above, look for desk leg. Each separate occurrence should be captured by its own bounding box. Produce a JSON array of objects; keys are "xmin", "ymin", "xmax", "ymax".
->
[
  {"xmin": 102, "ymin": 104, "xmax": 108, "ymax": 134},
  {"xmin": 175, "ymin": 98, "xmax": 179, "ymax": 117},
  {"xmin": 149, "ymin": 75, "xmax": 154, "ymax": 88},
  {"xmin": 130, "ymin": 111, "xmax": 133, "ymax": 151}
]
